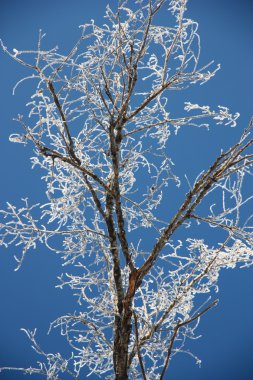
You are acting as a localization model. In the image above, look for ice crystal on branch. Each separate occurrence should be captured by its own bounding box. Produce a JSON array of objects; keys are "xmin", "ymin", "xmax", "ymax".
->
[{"xmin": 1, "ymin": 0, "xmax": 253, "ymax": 379}]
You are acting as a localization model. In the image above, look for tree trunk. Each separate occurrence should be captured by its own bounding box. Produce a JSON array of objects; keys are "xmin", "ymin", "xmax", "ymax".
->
[
  {"xmin": 115, "ymin": 346, "xmax": 129, "ymax": 380},
  {"xmin": 114, "ymin": 321, "xmax": 129, "ymax": 379},
  {"xmin": 114, "ymin": 271, "xmax": 139, "ymax": 379}
]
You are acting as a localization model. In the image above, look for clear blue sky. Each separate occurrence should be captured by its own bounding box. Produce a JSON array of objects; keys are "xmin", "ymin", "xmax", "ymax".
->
[{"xmin": 0, "ymin": 1, "xmax": 253, "ymax": 379}]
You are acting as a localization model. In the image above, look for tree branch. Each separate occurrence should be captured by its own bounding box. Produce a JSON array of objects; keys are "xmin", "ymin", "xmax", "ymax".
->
[
  {"xmin": 160, "ymin": 299, "xmax": 218, "ymax": 379},
  {"xmin": 133, "ymin": 311, "xmax": 147, "ymax": 380}
]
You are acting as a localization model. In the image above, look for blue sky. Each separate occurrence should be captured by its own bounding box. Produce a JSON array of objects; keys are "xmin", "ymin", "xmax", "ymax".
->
[{"xmin": 0, "ymin": 1, "xmax": 253, "ymax": 379}]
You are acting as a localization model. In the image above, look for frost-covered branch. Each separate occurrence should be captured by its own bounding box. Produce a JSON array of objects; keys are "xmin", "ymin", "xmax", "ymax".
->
[{"xmin": 1, "ymin": 0, "xmax": 253, "ymax": 379}]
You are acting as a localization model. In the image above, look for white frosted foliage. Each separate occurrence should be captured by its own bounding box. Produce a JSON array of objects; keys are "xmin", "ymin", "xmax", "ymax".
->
[{"xmin": 1, "ymin": 0, "xmax": 253, "ymax": 379}]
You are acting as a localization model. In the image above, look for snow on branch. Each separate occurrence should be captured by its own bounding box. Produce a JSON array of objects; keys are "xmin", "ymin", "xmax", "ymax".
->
[{"xmin": 1, "ymin": 0, "xmax": 253, "ymax": 378}]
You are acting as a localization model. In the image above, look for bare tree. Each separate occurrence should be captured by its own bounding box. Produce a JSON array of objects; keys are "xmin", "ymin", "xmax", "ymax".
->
[{"xmin": 1, "ymin": 0, "xmax": 253, "ymax": 379}]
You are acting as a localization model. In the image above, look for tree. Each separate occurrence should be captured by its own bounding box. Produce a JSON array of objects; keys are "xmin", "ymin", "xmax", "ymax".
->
[{"xmin": 0, "ymin": 0, "xmax": 253, "ymax": 378}]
